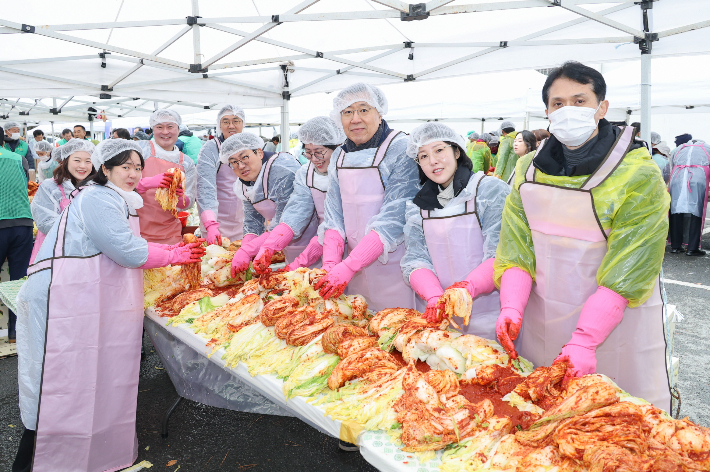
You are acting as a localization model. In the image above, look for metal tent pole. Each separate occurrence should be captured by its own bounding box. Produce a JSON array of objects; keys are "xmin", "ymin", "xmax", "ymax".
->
[
  {"xmin": 639, "ymin": 0, "xmax": 655, "ymax": 145},
  {"xmin": 280, "ymin": 65, "xmax": 290, "ymax": 152},
  {"xmin": 480, "ymin": 118, "xmax": 485, "ymax": 135}
]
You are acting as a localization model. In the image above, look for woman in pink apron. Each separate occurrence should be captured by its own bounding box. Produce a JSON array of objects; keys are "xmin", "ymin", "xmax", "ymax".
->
[
  {"xmin": 197, "ymin": 104, "xmax": 246, "ymax": 245},
  {"xmin": 135, "ymin": 109, "xmax": 196, "ymax": 244},
  {"xmin": 13, "ymin": 139, "xmax": 205, "ymax": 472},
  {"xmin": 493, "ymin": 62, "xmax": 671, "ymax": 411},
  {"xmin": 314, "ymin": 83, "xmax": 420, "ymax": 312},
  {"xmin": 30, "ymin": 139, "xmax": 96, "ymax": 264},
  {"xmin": 401, "ymin": 123, "xmax": 510, "ymax": 339},
  {"xmin": 252, "ymin": 116, "xmax": 346, "ymax": 274},
  {"xmin": 216, "ymin": 133, "xmax": 303, "ymax": 277}
]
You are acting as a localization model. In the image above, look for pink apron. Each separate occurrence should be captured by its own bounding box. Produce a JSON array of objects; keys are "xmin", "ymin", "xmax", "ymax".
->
[
  {"xmin": 239, "ymin": 153, "xmax": 318, "ymax": 264},
  {"xmin": 421, "ymin": 172, "xmax": 500, "ymax": 339},
  {"xmin": 136, "ymin": 141, "xmax": 185, "ymax": 244},
  {"xmin": 27, "ymin": 193, "xmax": 144, "ymax": 471},
  {"xmin": 335, "ymin": 131, "xmax": 417, "ymax": 312},
  {"xmin": 668, "ymin": 143, "xmax": 710, "ymax": 250},
  {"xmin": 29, "ymin": 183, "xmax": 70, "ymax": 264},
  {"xmin": 517, "ymin": 125, "xmax": 671, "ymax": 411},
  {"xmin": 305, "ymin": 161, "xmax": 327, "ymax": 224},
  {"xmin": 214, "ymin": 138, "xmax": 244, "ymax": 241}
]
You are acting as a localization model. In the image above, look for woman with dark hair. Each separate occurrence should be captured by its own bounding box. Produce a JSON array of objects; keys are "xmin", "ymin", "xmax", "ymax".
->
[
  {"xmin": 401, "ymin": 123, "xmax": 510, "ymax": 338},
  {"xmin": 514, "ymin": 131, "xmax": 537, "ymax": 158},
  {"xmin": 13, "ymin": 139, "xmax": 205, "ymax": 472},
  {"xmin": 112, "ymin": 127, "xmax": 132, "ymax": 140},
  {"xmin": 531, "ymin": 129, "xmax": 550, "ymax": 148},
  {"xmin": 29, "ymin": 138, "xmax": 96, "ymax": 264}
]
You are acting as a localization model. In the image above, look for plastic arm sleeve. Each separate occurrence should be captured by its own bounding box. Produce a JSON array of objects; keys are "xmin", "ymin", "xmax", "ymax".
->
[
  {"xmin": 279, "ymin": 165, "xmax": 316, "ymax": 239},
  {"xmin": 196, "ymin": 140, "xmax": 219, "ymax": 214},
  {"xmin": 400, "ymin": 200, "xmax": 436, "ymax": 282},
  {"xmin": 493, "ymin": 156, "xmax": 537, "ymax": 288},
  {"xmin": 31, "ymin": 181, "xmax": 62, "ymax": 235}
]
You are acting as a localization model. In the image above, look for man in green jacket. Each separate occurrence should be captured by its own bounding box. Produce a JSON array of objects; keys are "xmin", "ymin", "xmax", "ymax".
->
[
  {"xmin": 3, "ymin": 122, "xmax": 33, "ymax": 180},
  {"xmin": 493, "ymin": 121, "xmax": 518, "ymax": 183},
  {"xmin": 56, "ymin": 128, "xmax": 73, "ymax": 146}
]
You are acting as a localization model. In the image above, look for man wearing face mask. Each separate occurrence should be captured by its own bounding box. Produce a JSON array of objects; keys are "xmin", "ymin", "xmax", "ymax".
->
[
  {"xmin": 4, "ymin": 121, "xmax": 34, "ymax": 180},
  {"xmin": 493, "ymin": 61, "xmax": 671, "ymax": 412}
]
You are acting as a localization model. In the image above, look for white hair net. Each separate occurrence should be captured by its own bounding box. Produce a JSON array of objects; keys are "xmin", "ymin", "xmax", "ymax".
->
[
  {"xmin": 4, "ymin": 121, "xmax": 20, "ymax": 130},
  {"xmin": 179, "ymin": 124, "xmax": 189, "ymax": 132},
  {"xmin": 329, "ymin": 83, "xmax": 388, "ymax": 127},
  {"xmin": 500, "ymin": 120, "xmax": 515, "ymax": 131},
  {"xmin": 650, "ymin": 131, "xmax": 661, "ymax": 145},
  {"xmin": 406, "ymin": 122, "xmax": 467, "ymax": 160},
  {"xmin": 297, "ymin": 116, "xmax": 346, "ymax": 146},
  {"xmin": 54, "ymin": 138, "xmax": 95, "ymax": 162},
  {"xmin": 34, "ymin": 140, "xmax": 53, "ymax": 155},
  {"xmin": 219, "ymin": 133, "xmax": 264, "ymax": 164},
  {"xmin": 91, "ymin": 139, "xmax": 142, "ymax": 168},
  {"xmin": 217, "ymin": 104, "xmax": 245, "ymax": 125},
  {"xmin": 468, "ymin": 132, "xmax": 480, "ymax": 141},
  {"xmin": 149, "ymin": 109, "xmax": 182, "ymax": 128},
  {"xmin": 481, "ymin": 133, "xmax": 493, "ymax": 144}
]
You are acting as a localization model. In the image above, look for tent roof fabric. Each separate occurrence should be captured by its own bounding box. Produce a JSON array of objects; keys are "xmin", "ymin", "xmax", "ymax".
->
[{"xmin": 0, "ymin": 0, "xmax": 709, "ymax": 122}]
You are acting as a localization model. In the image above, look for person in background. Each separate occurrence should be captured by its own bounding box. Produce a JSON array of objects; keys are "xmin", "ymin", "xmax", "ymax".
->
[
  {"xmin": 197, "ymin": 104, "xmax": 247, "ymax": 245},
  {"xmin": 650, "ymin": 132, "xmax": 670, "ymax": 183},
  {"xmin": 667, "ymin": 138, "xmax": 710, "ymax": 256},
  {"xmin": 34, "ymin": 141, "xmax": 57, "ymax": 183},
  {"xmin": 0, "ymin": 127, "xmax": 33, "ymax": 345},
  {"xmin": 177, "ymin": 124, "xmax": 203, "ymax": 164},
  {"xmin": 4, "ymin": 121, "xmax": 34, "ymax": 181},
  {"xmin": 132, "ymin": 130, "xmax": 150, "ymax": 141},
  {"xmin": 493, "ymin": 120, "xmax": 518, "ymax": 182},
  {"xmin": 28, "ymin": 129, "xmax": 45, "ymax": 169},
  {"xmin": 489, "ymin": 133, "xmax": 500, "ymax": 169},
  {"xmin": 674, "ymin": 133, "xmax": 692, "ymax": 150},
  {"xmin": 252, "ymin": 116, "xmax": 346, "ymax": 274},
  {"xmin": 73, "ymin": 124, "xmax": 90, "ymax": 141},
  {"xmin": 314, "ymin": 83, "xmax": 421, "ymax": 315},
  {"xmin": 57, "ymin": 129, "xmax": 73, "ymax": 146},
  {"xmin": 532, "ymin": 129, "xmax": 550, "ymax": 148},
  {"xmin": 401, "ymin": 123, "xmax": 509, "ymax": 338},
  {"xmin": 29, "ymin": 139, "xmax": 96, "ymax": 264},
  {"xmin": 112, "ymin": 128, "xmax": 131, "ymax": 140},
  {"xmin": 263, "ymin": 134, "xmax": 280, "ymax": 153},
  {"xmin": 630, "ymin": 121, "xmax": 651, "ymax": 152},
  {"xmin": 508, "ymin": 130, "xmax": 537, "ymax": 186},
  {"xmin": 135, "ymin": 109, "xmax": 196, "ymax": 244},
  {"xmin": 468, "ymin": 132, "xmax": 493, "ymax": 174},
  {"xmin": 466, "ymin": 131, "xmax": 478, "ymax": 157},
  {"xmin": 494, "ymin": 61, "xmax": 670, "ymax": 411},
  {"xmin": 13, "ymin": 139, "xmax": 205, "ymax": 472}
]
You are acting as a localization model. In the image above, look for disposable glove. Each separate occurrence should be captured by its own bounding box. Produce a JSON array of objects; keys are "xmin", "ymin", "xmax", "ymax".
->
[
  {"xmin": 554, "ymin": 286, "xmax": 628, "ymax": 376},
  {"xmin": 253, "ymin": 223, "xmax": 294, "ymax": 274},
  {"xmin": 495, "ymin": 267, "xmax": 533, "ymax": 359},
  {"xmin": 230, "ymin": 232, "xmax": 271, "ymax": 277},
  {"xmin": 136, "ymin": 172, "xmax": 172, "ymax": 194},
  {"xmin": 285, "ymin": 236, "xmax": 324, "ymax": 271},
  {"xmin": 315, "ymin": 230, "xmax": 384, "ymax": 299},
  {"xmin": 321, "ymin": 229, "xmax": 345, "ymax": 272},
  {"xmin": 409, "ymin": 268, "xmax": 444, "ymax": 322},
  {"xmin": 200, "ymin": 210, "xmax": 222, "ymax": 246}
]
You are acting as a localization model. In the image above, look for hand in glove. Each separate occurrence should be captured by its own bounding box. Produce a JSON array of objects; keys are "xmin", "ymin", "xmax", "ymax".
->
[
  {"xmin": 554, "ymin": 286, "xmax": 628, "ymax": 377},
  {"xmin": 253, "ymin": 223, "xmax": 294, "ymax": 275},
  {"xmin": 200, "ymin": 210, "xmax": 222, "ymax": 246},
  {"xmin": 315, "ymin": 230, "xmax": 383, "ymax": 299},
  {"xmin": 495, "ymin": 267, "xmax": 533, "ymax": 359},
  {"xmin": 136, "ymin": 172, "xmax": 173, "ymax": 194},
  {"xmin": 230, "ymin": 232, "xmax": 271, "ymax": 277},
  {"xmin": 169, "ymin": 242, "xmax": 205, "ymax": 265},
  {"xmin": 409, "ymin": 268, "xmax": 444, "ymax": 322}
]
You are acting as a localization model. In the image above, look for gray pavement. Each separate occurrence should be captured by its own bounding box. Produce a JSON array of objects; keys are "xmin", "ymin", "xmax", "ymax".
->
[{"xmin": 1, "ymin": 237, "xmax": 709, "ymax": 471}]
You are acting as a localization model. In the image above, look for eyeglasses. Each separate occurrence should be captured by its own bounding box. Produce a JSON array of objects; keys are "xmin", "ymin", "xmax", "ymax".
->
[
  {"xmin": 221, "ymin": 118, "xmax": 243, "ymax": 126},
  {"xmin": 340, "ymin": 106, "xmax": 375, "ymax": 120},
  {"xmin": 228, "ymin": 150, "xmax": 257, "ymax": 168},
  {"xmin": 304, "ymin": 149, "xmax": 328, "ymax": 160},
  {"xmin": 415, "ymin": 144, "xmax": 452, "ymax": 165}
]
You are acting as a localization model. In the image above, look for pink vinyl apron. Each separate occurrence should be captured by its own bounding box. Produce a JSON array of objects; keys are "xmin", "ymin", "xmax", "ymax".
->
[
  {"xmin": 668, "ymin": 143, "xmax": 710, "ymax": 250},
  {"xmin": 305, "ymin": 161, "xmax": 327, "ymax": 224},
  {"xmin": 29, "ymin": 183, "xmax": 71, "ymax": 264},
  {"xmin": 213, "ymin": 138, "xmax": 244, "ymax": 241},
  {"xmin": 27, "ymin": 192, "xmax": 144, "ymax": 472},
  {"xmin": 335, "ymin": 130, "xmax": 417, "ymax": 312},
  {"xmin": 239, "ymin": 153, "xmax": 318, "ymax": 264},
  {"xmin": 421, "ymin": 172, "xmax": 500, "ymax": 339},
  {"xmin": 136, "ymin": 141, "xmax": 185, "ymax": 244},
  {"xmin": 517, "ymin": 125, "xmax": 671, "ymax": 411}
]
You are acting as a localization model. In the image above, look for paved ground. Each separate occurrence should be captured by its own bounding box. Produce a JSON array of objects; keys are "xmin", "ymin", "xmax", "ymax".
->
[{"xmin": 1, "ymin": 234, "xmax": 708, "ymax": 472}]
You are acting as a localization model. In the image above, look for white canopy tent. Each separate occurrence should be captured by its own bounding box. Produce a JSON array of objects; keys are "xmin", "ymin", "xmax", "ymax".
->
[{"xmin": 1, "ymin": 0, "xmax": 709, "ymax": 144}]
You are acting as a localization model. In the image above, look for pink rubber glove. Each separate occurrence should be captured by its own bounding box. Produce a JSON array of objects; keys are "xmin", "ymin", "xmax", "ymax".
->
[
  {"xmin": 321, "ymin": 229, "xmax": 345, "ymax": 272},
  {"xmin": 286, "ymin": 235, "xmax": 324, "ymax": 271},
  {"xmin": 409, "ymin": 268, "xmax": 444, "ymax": 322},
  {"xmin": 554, "ymin": 286, "xmax": 628, "ymax": 377},
  {"xmin": 495, "ymin": 267, "xmax": 533, "ymax": 359},
  {"xmin": 231, "ymin": 232, "xmax": 271, "ymax": 277},
  {"xmin": 139, "ymin": 242, "xmax": 205, "ymax": 269},
  {"xmin": 456, "ymin": 258, "xmax": 496, "ymax": 299},
  {"xmin": 315, "ymin": 230, "xmax": 384, "ymax": 299},
  {"xmin": 253, "ymin": 223, "xmax": 294, "ymax": 275},
  {"xmin": 136, "ymin": 172, "xmax": 172, "ymax": 194},
  {"xmin": 200, "ymin": 210, "xmax": 222, "ymax": 246}
]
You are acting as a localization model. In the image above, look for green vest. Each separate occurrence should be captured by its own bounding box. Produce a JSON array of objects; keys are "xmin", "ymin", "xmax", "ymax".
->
[
  {"xmin": 3, "ymin": 140, "xmax": 28, "ymax": 158},
  {"xmin": 0, "ymin": 149, "xmax": 32, "ymax": 221}
]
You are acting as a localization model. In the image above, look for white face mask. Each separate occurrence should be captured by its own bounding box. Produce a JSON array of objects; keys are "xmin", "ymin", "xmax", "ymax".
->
[
  {"xmin": 548, "ymin": 103, "xmax": 602, "ymax": 147},
  {"xmin": 10, "ymin": 132, "xmax": 20, "ymax": 140}
]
